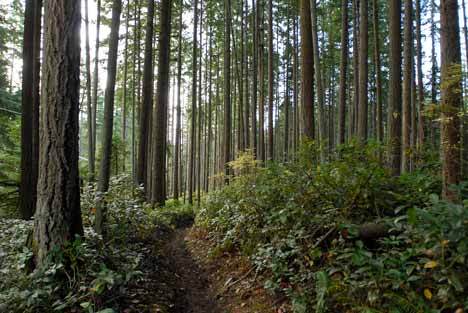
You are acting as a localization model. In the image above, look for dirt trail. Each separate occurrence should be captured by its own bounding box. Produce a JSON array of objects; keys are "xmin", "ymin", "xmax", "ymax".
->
[{"xmin": 165, "ymin": 229, "xmax": 221, "ymax": 313}]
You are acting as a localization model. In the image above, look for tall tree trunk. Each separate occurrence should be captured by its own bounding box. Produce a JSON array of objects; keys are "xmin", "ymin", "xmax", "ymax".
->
[
  {"xmin": 122, "ymin": 1, "xmax": 130, "ymax": 172},
  {"xmin": 401, "ymin": 0, "xmax": 412, "ymax": 173},
  {"xmin": 132, "ymin": 0, "xmax": 140, "ymax": 183},
  {"xmin": 351, "ymin": 0, "xmax": 359, "ymax": 138},
  {"xmin": 95, "ymin": 0, "xmax": 122, "ymax": 234},
  {"xmin": 300, "ymin": 0, "xmax": 314, "ymax": 140},
  {"xmin": 461, "ymin": 0, "xmax": 468, "ymax": 179},
  {"xmin": 267, "ymin": 0, "xmax": 274, "ymax": 161},
  {"xmin": 20, "ymin": 0, "xmax": 42, "ymax": 219},
  {"xmin": 188, "ymin": 0, "xmax": 199, "ymax": 203},
  {"xmin": 415, "ymin": 0, "xmax": 424, "ymax": 149},
  {"xmin": 258, "ymin": 0, "xmax": 265, "ymax": 163},
  {"xmin": 440, "ymin": 0, "xmax": 462, "ymax": 201},
  {"xmin": 91, "ymin": 0, "xmax": 101, "ymax": 182},
  {"xmin": 357, "ymin": 0, "xmax": 368, "ymax": 141},
  {"xmin": 137, "ymin": 0, "xmax": 154, "ymax": 187},
  {"xmin": 205, "ymin": 32, "xmax": 213, "ymax": 192},
  {"xmin": 292, "ymin": 15, "xmax": 299, "ymax": 153},
  {"xmin": 310, "ymin": 0, "xmax": 326, "ymax": 160},
  {"xmin": 224, "ymin": 0, "xmax": 232, "ymax": 180},
  {"xmin": 151, "ymin": 0, "xmax": 172, "ymax": 205},
  {"xmin": 373, "ymin": 0, "xmax": 383, "ymax": 143},
  {"xmin": 338, "ymin": 0, "xmax": 349, "ymax": 145},
  {"xmin": 173, "ymin": 0, "xmax": 183, "ymax": 200},
  {"xmin": 251, "ymin": 0, "xmax": 258, "ymax": 157},
  {"xmin": 34, "ymin": 0, "xmax": 83, "ymax": 264},
  {"xmin": 430, "ymin": 0, "xmax": 438, "ymax": 147},
  {"xmin": 243, "ymin": 0, "xmax": 250, "ymax": 150},
  {"xmin": 388, "ymin": 0, "xmax": 402, "ymax": 176},
  {"xmin": 85, "ymin": 0, "xmax": 93, "ymax": 180}
]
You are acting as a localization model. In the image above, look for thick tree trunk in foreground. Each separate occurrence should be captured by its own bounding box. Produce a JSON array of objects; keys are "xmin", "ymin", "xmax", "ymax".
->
[
  {"xmin": 300, "ymin": 0, "xmax": 314, "ymax": 140},
  {"xmin": 388, "ymin": 0, "xmax": 402, "ymax": 176},
  {"xmin": 20, "ymin": 0, "xmax": 41, "ymax": 220},
  {"xmin": 95, "ymin": 0, "xmax": 122, "ymax": 234},
  {"xmin": 440, "ymin": 0, "xmax": 462, "ymax": 201},
  {"xmin": 151, "ymin": 0, "xmax": 172, "ymax": 205},
  {"xmin": 34, "ymin": 0, "xmax": 83, "ymax": 265}
]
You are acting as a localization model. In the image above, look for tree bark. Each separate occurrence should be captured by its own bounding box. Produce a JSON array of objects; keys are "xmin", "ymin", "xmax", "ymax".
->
[
  {"xmin": 461, "ymin": 0, "xmax": 468, "ymax": 180},
  {"xmin": 388, "ymin": 0, "xmax": 402, "ymax": 176},
  {"xmin": 188, "ymin": 0, "xmax": 199, "ymax": 203},
  {"xmin": 151, "ymin": 0, "xmax": 172, "ymax": 205},
  {"xmin": 85, "ymin": 0, "xmax": 93, "ymax": 180},
  {"xmin": 20, "ymin": 0, "xmax": 42, "ymax": 220},
  {"xmin": 300, "ymin": 0, "xmax": 314, "ymax": 140},
  {"xmin": 267, "ymin": 0, "xmax": 274, "ymax": 161},
  {"xmin": 415, "ymin": 0, "xmax": 424, "ymax": 149},
  {"xmin": 373, "ymin": 0, "xmax": 383, "ymax": 143},
  {"xmin": 95, "ymin": 0, "xmax": 122, "ymax": 234},
  {"xmin": 357, "ymin": 0, "xmax": 368, "ymax": 141},
  {"xmin": 91, "ymin": 0, "xmax": 101, "ymax": 182},
  {"xmin": 122, "ymin": 1, "xmax": 130, "ymax": 172},
  {"xmin": 34, "ymin": 0, "xmax": 83, "ymax": 264},
  {"xmin": 137, "ymin": 0, "xmax": 155, "ymax": 187},
  {"xmin": 440, "ymin": 0, "xmax": 462, "ymax": 201},
  {"xmin": 338, "ymin": 0, "xmax": 348, "ymax": 145},
  {"xmin": 224, "ymin": 0, "xmax": 232, "ymax": 180},
  {"xmin": 173, "ymin": 0, "xmax": 183, "ymax": 200},
  {"xmin": 401, "ymin": 0, "xmax": 412, "ymax": 173},
  {"xmin": 310, "ymin": 0, "xmax": 326, "ymax": 160}
]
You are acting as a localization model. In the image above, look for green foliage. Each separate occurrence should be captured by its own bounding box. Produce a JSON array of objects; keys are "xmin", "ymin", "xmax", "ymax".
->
[{"xmin": 198, "ymin": 143, "xmax": 466, "ymax": 312}]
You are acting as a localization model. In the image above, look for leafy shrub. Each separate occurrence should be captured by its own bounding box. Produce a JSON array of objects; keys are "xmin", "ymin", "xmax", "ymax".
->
[{"xmin": 197, "ymin": 143, "xmax": 467, "ymax": 312}]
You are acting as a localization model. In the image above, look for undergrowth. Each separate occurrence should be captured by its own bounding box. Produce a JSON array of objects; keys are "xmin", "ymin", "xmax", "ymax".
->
[
  {"xmin": 0, "ymin": 175, "xmax": 193, "ymax": 313},
  {"xmin": 197, "ymin": 142, "xmax": 468, "ymax": 313}
]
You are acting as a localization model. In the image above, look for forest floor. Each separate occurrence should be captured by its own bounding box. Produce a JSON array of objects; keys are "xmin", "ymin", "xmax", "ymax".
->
[{"xmin": 126, "ymin": 225, "xmax": 281, "ymax": 313}]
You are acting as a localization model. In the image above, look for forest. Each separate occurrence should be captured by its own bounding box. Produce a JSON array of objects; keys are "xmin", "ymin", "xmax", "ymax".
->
[{"xmin": 0, "ymin": 0, "xmax": 467, "ymax": 312}]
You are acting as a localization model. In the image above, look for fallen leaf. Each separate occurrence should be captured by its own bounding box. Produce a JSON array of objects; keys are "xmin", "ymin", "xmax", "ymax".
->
[
  {"xmin": 424, "ymin": 288, "xmax": 432, "ymax": 300},
  {"xmin": 424, "ymin": 260, "xmax": 438, "ymax": 269}
]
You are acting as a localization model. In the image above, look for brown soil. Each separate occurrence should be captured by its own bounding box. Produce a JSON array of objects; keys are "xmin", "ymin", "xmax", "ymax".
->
[{"xmin": 119, "ymin": 226, "xmax": 282, "ymax": 313}]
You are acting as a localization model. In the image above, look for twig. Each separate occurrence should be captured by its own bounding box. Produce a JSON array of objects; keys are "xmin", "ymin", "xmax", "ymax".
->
[
  {"xmin": 311, "ymin": 226, "xmax": 336, "ymax": 249},
  {"xmin": 217, "ymin": 267, "xmax": 255, "ymax": 295}
]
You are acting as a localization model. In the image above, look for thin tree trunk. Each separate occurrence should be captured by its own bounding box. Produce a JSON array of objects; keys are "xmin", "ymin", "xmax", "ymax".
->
[
  {"xmin": 251, "ymin": 0, "xmax": 258, "ymax": 157},
  {"xmin": 95, "ymin": 0, "xmax": 122, "ymax": 234},
  {"xmin": 338, "ymin": 0, "xmax": 348, "ymax": 145},
  {"xmin": 91, "ymin": 0, "xmax": 101, "ymax": 183},
  {"xmin": 416, "ymin": 0, "xmax": 424, "ymax": 149},
  {"xmin": 300, "ymin": 0, "xmax": 314, "ymax": 140},
  {"xmin": 461, "ymin": 0, "xmax": 468, "ymax": 179},
  {"xmin": 20, "ymin": 0, "xmax": 41, "ymax": 219},
  {"xmin": 402, "ymin": 0, "xmax": 412, "ymax": 173},
  {"xmin": 357, "ymin": 0, "xmax": 368, "ymax": 141},
  {"xmin": 224, "ymin": 0, "xmax": 232, "ymax": 180},
  {"xmin": 351, "ymin": 0, "xmax": 359, "ymax": 138},
  {"xmin": 173, "ymin": 0, "xmax": 183, "ymax": 200},
  {"xmin": 122, "ymin": 1, "xmax": 130, "ymax": 172},
  {"xmin": 188, "ymin": 0, "xmax": 199, "ymax": 204},
  {"xmin": 267, "ymin": 0, "xmax": 274, "ymax": 161},
  {"xmin": 373, "ymin": 0, "xmax": 383, "ymax": 143},
  {"xmin": 85, "ymin": 0, "xmax": 93, "ymax": 180},
  {"xmin": 388, "ymin": 0, "xmax": 402, "ymax": 176},
  {"xmin": 34, "ymin": 0, "xmax": 83, "ymax": 264},
  {"xmin": 137, "ymin": 0, "xmax": 155, "ymax": 187},
  {"xmin": 310, "ymin": 0, "xmax": 326, "ymax": 160},
  {"xmin": 151, "ymin": 0, "xmax": 172, "ymax": 205},
  {"xmin": 440, "ymin": 0, "xmax": 462, "ymax": 201}
]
